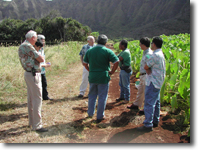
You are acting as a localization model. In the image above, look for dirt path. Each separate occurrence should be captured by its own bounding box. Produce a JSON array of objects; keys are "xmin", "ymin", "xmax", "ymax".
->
[
  {"xmin": 0, "ymin": 45, "xmax": 189, "ymax": 143},
  {"xmin": 59, "ymin": 65, "xmax": 189, "ymax": 143}
]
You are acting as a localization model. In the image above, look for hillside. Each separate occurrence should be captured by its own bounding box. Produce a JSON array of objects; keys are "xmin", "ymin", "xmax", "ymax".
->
[{"xmin": 0, "ymin": 0, "xmax": 190, "ymax": 39}]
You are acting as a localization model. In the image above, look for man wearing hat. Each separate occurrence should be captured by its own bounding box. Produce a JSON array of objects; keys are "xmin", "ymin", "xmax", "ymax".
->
[{"xmin": 83, "ymin": 34, "xmax": 119, "ymax": 123}]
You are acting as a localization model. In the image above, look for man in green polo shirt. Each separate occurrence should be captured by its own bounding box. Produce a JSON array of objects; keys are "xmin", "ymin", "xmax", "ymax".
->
[
  {"xmin": 83, "ymin": 34, "xmax": 119, "ymax": 123},
  {"xmin": 116, "ymin": 40, "xmax": 132, "ymax": 103}
]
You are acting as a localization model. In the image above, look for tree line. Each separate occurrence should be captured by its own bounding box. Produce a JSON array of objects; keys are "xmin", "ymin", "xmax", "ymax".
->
[{"xmin": 0, "ymin": 12, "xmax": 91, "ymax": 45}]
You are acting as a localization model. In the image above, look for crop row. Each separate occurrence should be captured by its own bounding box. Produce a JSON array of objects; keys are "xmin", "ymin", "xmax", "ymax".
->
[{"xmin": 114, "ymin": 33, "xmax": 190, "ymax": 126}]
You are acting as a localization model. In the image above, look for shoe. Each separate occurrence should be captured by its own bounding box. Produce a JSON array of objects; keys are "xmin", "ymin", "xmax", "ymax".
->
[
  {"xmin": 127, "ymin": 104, "xmax": 139, "ymax": 110},
  {"xmin": 36, "ymin": 128, "xmax": 48, "ymax": 132},
  {"xmin": 139, "ymin": 109, "xmax": 144, "ymax": 115},
  {"xmin": 43, "ymin": 97, "xmax": 53, "ymax": 100},
  {"xmin": 86, "ymin": 115, "xmax": 93, "ymax": 119},
  {"xmin": 43, "ymin": 98, "xmax": 49, "ymax": 101},
  {"xmin": 96, "ymin": 118, "xmax": 105, "ymax": 123},
  {"xmin": 122, "ymin": 100, "xmax": 129, "ymax": 104},
  {"xmin": 137, "ymin": 126, "xmax": 153, "ymax": 132},
  {"xmin": 78, "ymin": 94, "xmax": 84, "ymax": 98},
  {"xmin": 153, "ymin": 123, "xmax": 158, "ymax": 128},
  {"xmin": 116, "ymin": 97, "xmax": 125, "ymax": 102}
]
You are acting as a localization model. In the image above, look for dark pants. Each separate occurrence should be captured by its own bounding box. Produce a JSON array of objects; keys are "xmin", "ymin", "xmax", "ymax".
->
[{"xmin": 41, "ymin": 73, "xmax": 49, "ymax": 100}]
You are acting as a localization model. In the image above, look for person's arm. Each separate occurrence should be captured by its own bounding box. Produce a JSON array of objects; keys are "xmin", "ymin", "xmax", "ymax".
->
[
  {"xmin": 80, "ymin": 56, "xmax": 84, "ymax": 65},
  {"xmin": 144, "ymin": 54, "xmax": 154, "ymax": 75},
  {"xmin": 118, "ymin": 56, "xmax": 123, "ymax": 62},
  {"xmin": 109, "ymin": 61, "xmax": 119, "ymax": 75},
  {"xmin": 36, "ymin": 55, "xmax": 44, "ymax": 63},
  {"xmin": 79, "ymin": 45, "xmax": 85, "ymax": 65},
  {"xmin": 108, "ymin": 50, "xmax": 120, "ymax": 75},
  {"xmin": 83, "ymin": 48, "xmax": 90, "ymax": 70},
  {"xmin": 144, "ymin": 64, "xmax": 149, "ymax": 70},
  {"xmin": 83, "ymin": 62, "xmax": 89, "ymax": 71},
  {"xmin": 28, "ymin": 45, "xmax": 44, "ymax": 63},
  {"xmin": 144, "ymin": 64, "xmax": 152, "ymax": 75},
  {"xmin": 41, "ymin": 63, "xmax": 51, "ymax": 68}
]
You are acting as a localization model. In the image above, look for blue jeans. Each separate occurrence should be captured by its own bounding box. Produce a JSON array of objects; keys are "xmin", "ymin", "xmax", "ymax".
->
[
  {"xmin": 143, "ymin": 82, "xmax": 160, "ymax": 127},
  {"xmin": 119, "ymin": 70, "xmax": 132, "ymax": 100},
  {"xmin": 87, "ymin": 83, "xmax": 109, "ymax": 119}
]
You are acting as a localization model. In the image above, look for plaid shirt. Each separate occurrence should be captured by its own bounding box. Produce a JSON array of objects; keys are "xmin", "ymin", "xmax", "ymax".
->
[
  {"xmin": 79, "ymin": 44, "xmax": 96, "ymax": 56},
  {"xmin": 140, "ymin": 48, "xmax": 153, "ymax": 74},
  {"xmin": 146, "ymin": 49, "xmax": 166, "ymax": 89}
]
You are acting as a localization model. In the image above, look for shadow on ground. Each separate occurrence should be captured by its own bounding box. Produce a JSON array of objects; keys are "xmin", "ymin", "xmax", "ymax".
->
[
  {"xmin": 0, "ymin": 113, "xmax": 28, "ymax": 124},
  {"xmin": 0, "ymin": 125, "xmax": 29, "ymax": 141},
  {"xmin": 0, "ymin": 102, "xmax": 27, "ymax": 111},
  {"xmin": 46, "ymin": 96, "xmax": 87, "ymax": 105},
  {"xmin": 35, "ymin": 105, "xmax": 143, "ymax": 142},
  {"xmin": 107, "ymin": 128, "xmax": 145, "ymax": 143},
  {"xmin": 161, "ymin": 114, "xmax": 189, "ymax": 134}
]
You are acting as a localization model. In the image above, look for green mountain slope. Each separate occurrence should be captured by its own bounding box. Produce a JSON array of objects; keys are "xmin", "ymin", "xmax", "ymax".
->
[{"xmin": 0, "ymin": 0, "xmax": 190, "ymax": 39}]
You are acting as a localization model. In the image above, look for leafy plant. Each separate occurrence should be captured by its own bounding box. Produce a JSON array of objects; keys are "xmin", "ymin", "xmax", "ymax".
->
[
  {"xmin": 116, "ymin": 34, "xmax": 190, "ymax": 129},
  {"xmin": 0, "ymin": 11, "xmax": 91, "ymax": 45},
  {"xmin": 90, "ymin": 32, "xmax": 99, "ymax": 40}
]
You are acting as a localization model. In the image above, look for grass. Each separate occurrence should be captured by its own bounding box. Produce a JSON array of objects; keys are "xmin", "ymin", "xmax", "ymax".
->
[
  {"xmin": 0, "ymin": 60, "xmax": 89, "ymax": 143},
  {"xmin": 0, "ymin": 42, "xmax": 87, "ymax": 143},
  {"xmin": 0, "ymin": 42, "xmax": 83, "ymax": 111},
  {"xmin": 0, "ymin": 42, "xmax": 189, "ymax": 143}
]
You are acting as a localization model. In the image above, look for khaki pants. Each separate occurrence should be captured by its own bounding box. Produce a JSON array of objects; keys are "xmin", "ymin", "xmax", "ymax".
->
[
  {"xmin": 133, "ymin": 74, "xmax": 146, "ymax": 107},
  {"xmin": 79, "ymin": 67, "xmax": 89, "ymax": 95},
  {"xmin": 24, "ymin": 72, "xmax": 43, "ymax": 130}
]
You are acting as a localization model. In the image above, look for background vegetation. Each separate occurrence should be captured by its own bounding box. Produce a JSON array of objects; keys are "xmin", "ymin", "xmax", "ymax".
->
[
  {"xmin": 0, "ymin": 0, "xmax": 190, "ymax": 39},
  {"xmin": 0, "ymin": 11, "xmax": 91, "ymax": 45},
  {"xmin": 0, "ymin": 42, "xmax": 83, "ymax": 111},
  {"xmin": 114, "ymin": 33, "xmax": 190, "ymax": 135}
]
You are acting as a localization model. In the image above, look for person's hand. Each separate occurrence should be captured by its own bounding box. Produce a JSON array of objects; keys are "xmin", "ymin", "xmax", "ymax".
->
[
  {"xmin": 46, "ymin": 62, "xmax": 51, "ymax": 67},
  {"xmin": 146, "ymin": 68, "xmax": 151, "ymax": 75}
]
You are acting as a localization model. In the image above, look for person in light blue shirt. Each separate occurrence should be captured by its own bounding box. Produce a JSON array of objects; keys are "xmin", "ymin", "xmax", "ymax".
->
[
  {"xmin": 137, "ymin": 36, "xmax": 166, "ymax": 132},
  {"xmin": 78, "ymin": 36, "xmax": 96, "ymax": 98},
  {"xmin": 127, "ymin": 37, "xmax": 153, "ymax": 110}
]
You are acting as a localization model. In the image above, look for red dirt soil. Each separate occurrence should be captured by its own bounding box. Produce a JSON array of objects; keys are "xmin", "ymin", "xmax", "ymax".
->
[{"xmin": 69, "ymin": 44, "xmax": 190, "ymax": 143}]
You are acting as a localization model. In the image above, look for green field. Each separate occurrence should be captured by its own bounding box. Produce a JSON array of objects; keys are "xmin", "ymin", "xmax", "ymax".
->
[
  {"xmin": 0, "ymin": 41, "xmax": 83, "ymax": 110},
  {"xmin": 0, "ymin": 34, "xmax": 190, "ymax": 135}
]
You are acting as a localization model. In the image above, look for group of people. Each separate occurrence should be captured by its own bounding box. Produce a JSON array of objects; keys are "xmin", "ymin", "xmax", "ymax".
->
[
  {"xmin": 78, "ymin": 35, "xmax": 165, "ymax": 131},
  {"xmin": 18, "ymin": 30, "xmax": 165, "ymax": 133}
]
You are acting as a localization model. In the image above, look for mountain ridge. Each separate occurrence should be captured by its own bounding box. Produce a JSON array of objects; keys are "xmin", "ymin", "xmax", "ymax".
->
[{"xmin": 0, "ymin": 0, "xmax": 190, "ymax": 39}]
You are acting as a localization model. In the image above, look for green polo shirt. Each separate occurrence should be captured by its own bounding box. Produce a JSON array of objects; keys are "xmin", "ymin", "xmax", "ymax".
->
[
  {"xmin": 83, "ymin": 44, "xmax": 119, "ymax": 84},
  {"xmin": 118, "ymin": 48, "xmax": 131, "ymax": 67}
]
